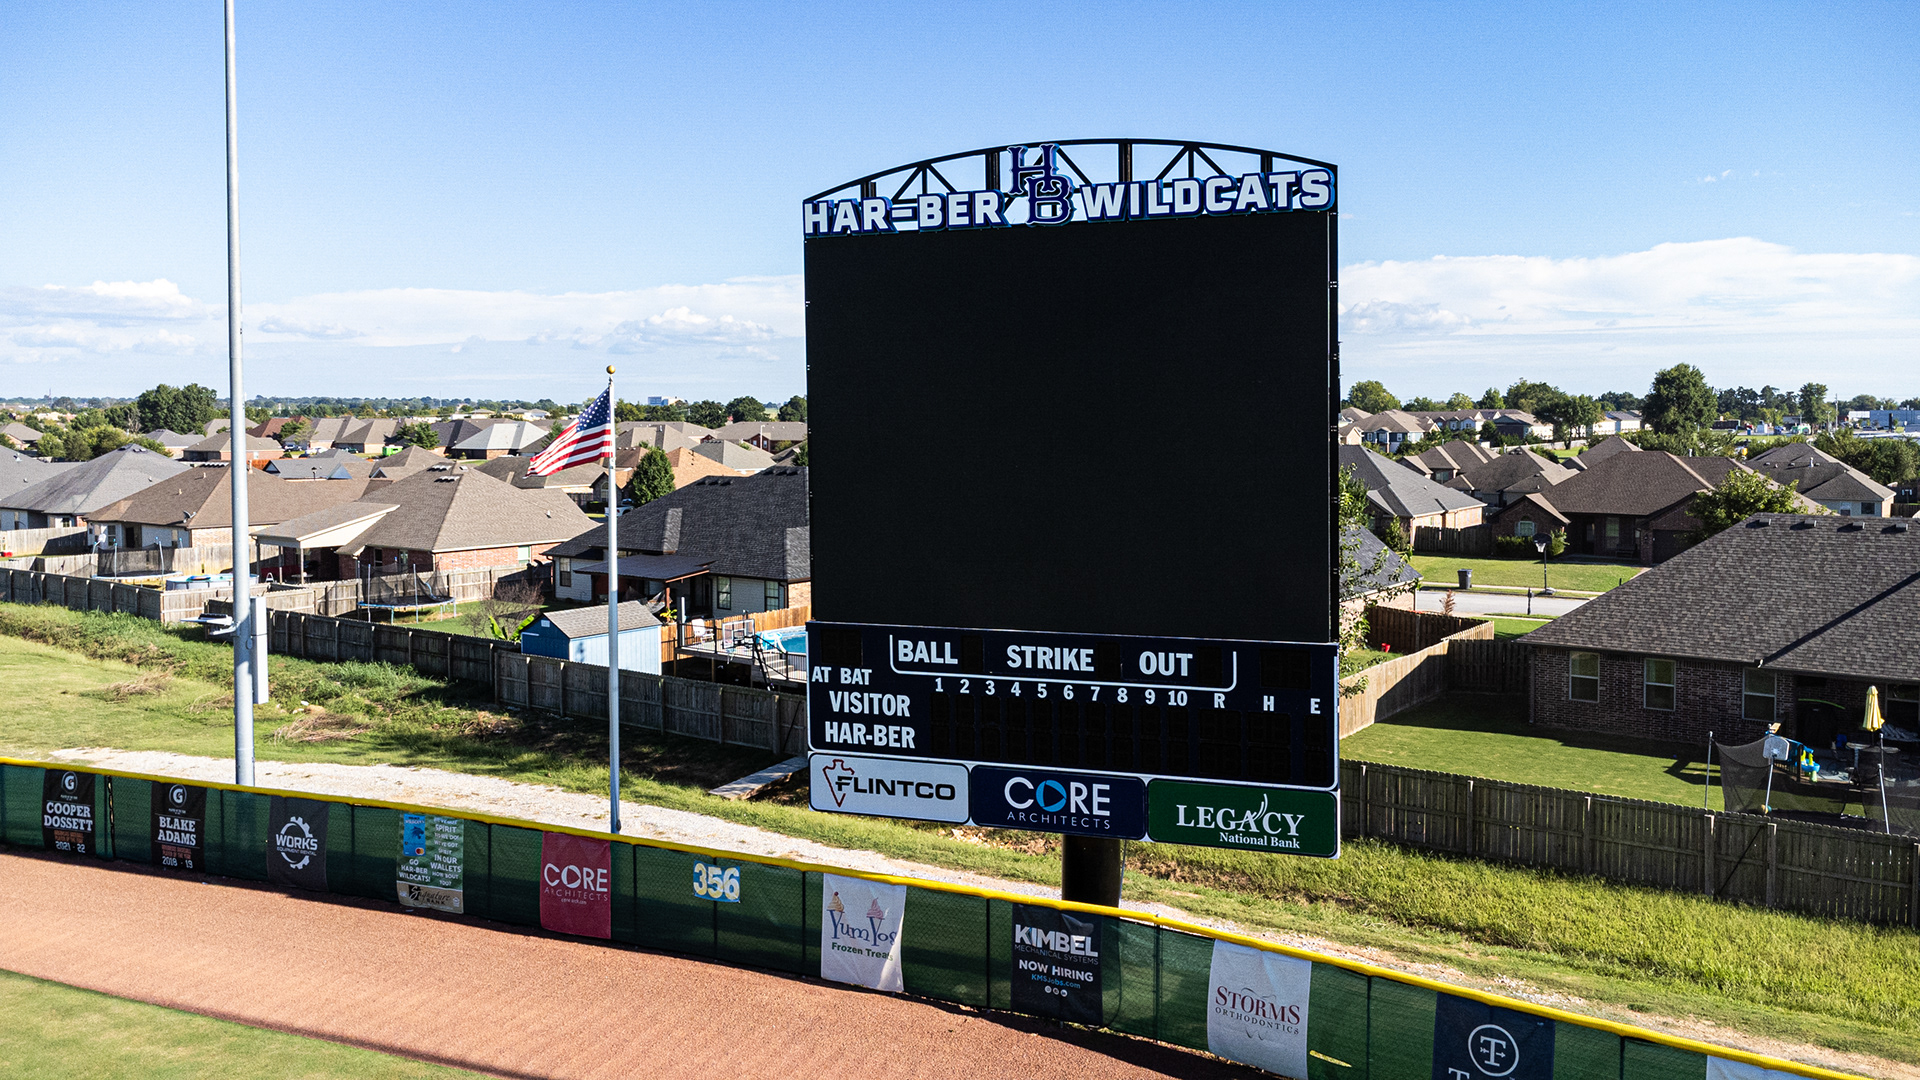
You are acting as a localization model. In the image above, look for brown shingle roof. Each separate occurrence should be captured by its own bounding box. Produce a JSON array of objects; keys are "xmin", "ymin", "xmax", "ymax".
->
[
  {"xmin": 88, "ymin": 468, "xmax": 368, "ymax": 528},
  {"xmin": 337, "ymin": 467, "xmax": 595, "ymax": 555},
  {"xmin": 1533, "ymin": 451, "xmax": 1734, "ymax": 518}
]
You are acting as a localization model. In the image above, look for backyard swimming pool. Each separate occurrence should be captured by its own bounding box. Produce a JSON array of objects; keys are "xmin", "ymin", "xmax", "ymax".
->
[{"xmin": 758, "ymin": 626, "xmax": 807, "ymax": 654}]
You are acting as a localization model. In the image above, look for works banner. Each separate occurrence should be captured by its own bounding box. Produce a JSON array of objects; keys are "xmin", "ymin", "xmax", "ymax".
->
[
  {"xmin": 819, "ymin": 873, "xmax": 905, "ymax": 991},
  {"xmin": 1432, "ymin": 994, "xmax": 1554, "ymax": 1080},
  {"xmin": 396, "ymin": 813, "xmax": 465, "ymax": 914},
  {"xmin": 41, "ymin": 769, "xmax": 96, "ymax": 856},
  {"xmin": 267, "ymin": 795, "xmax": 331, "ymax": 892},
  {"xmin": 151, "ymin": 782, "xmax": 206, "ymax": 871},
  {"xmin": 539, "ymin": 831, "xmax": 611, "ymax": 939},
  {"xmin": 1009, "ymin": 903, "xmax": 1105, "ymax": 1025},
  {"xmin": 1206, "ymin": 940, "xmax": 1310, "ymax": 1079}
]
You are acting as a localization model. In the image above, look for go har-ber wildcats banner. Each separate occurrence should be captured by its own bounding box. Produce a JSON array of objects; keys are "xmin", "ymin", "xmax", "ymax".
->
[
  {"xmin": 268, "ymin": 796, "xmax": 330, "ymax": 891},
  {"xmin": 1206, "ymin": 940, "xmax": 1310, "ymax": 1079},
  {"xmin": 819, "ymin": 873, "xmax": 905, "ymax": 992},
  {"xmin": 539, "ymin": 831, "xmax": 611, "ymax": 939},
  {"xmin": 41, "ymin": 769, "xmax": 97, "ymax": 855},
  {"xmin": 396, "ymin": 813, "xmax": 464, "ymax": 914},
  {"xmin": 151, "ymin": 782, "xmax": 206, "ymax": 871}
]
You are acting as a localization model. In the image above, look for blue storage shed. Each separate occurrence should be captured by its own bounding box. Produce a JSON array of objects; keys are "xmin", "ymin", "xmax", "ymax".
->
[{"xmin": 518, "ymin": 601, "xmax": 663, "ymax": 675}]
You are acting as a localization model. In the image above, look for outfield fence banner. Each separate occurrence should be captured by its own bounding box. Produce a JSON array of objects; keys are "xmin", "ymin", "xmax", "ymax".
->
[{"xmin": 0, "ymin": 757, "xmax": 1869, "ymax": 1080}]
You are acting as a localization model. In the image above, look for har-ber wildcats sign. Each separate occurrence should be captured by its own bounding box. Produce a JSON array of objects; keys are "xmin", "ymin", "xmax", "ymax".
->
[{"xmin": 805, "ymin": 139, "xmax": 1341, "ymax": 859}]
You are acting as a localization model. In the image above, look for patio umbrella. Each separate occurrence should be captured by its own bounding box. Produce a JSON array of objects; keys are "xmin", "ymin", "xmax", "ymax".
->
[{"xmin": 1865, "ymin": 686, "xmax": 1891, "ymax": 834}]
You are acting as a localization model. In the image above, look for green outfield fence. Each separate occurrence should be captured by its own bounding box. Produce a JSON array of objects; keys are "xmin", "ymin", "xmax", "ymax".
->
[{"xmin": 0, "ymin": 757, "xmax": 1864, "ymax": 1080}]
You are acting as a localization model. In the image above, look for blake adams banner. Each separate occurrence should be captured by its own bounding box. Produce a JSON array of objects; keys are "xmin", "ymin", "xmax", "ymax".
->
[{"xmin": 819, "ymin": 873, "xmax": 906, "ymax": 992}]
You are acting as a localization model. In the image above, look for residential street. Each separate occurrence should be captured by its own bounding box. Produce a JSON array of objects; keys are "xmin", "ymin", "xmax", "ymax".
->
[{"xmin": 1412, "ymin": 586, "xmax": 1589, "ymax": 618}]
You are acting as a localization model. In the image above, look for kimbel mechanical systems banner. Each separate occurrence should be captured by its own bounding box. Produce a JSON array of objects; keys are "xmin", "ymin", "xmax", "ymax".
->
[
  {"xmin": 1010, "ymin": 903, "xmax": 1105, "ymax": 1025},
  {"xmin": 539, "ymin": 831, "xmax": 611, "ymax": 939},
  {"xmin": 41, "ymin": 769, "xmax": 96, "ymax": 855},
  {"xmin": 396, "ymin": 813, "xmax": 464, "ymax": 914},
  {"xmin": 819, "ymin": 873, "xmax": 906, "ymax": 992},
  {"xmin": 151, "ymin": 783, "xmax": 206, "ymax": 871},
  {"xmin": 1206, "ymin": 940, "xmax": 1311, "ymax": 1080},
  {"xmin": 268, "ymin": 795, "xmax": 331, "ymax": 891}
]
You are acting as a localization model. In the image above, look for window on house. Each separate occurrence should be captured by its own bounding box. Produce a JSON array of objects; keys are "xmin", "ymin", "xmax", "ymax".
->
[
  {"xmin": 1889, "ymin": 685, "xmax": 1919, "ymax": 726},
  {"xmin": 1860, "ymin": 502, "xmax": 1875, "ymax": 516},
  {"xmin": 715, "ymin": 576, "xmax": 732, "ymax": 610},
  {"xmin": 1569, "ymin": 652, "xmax": 1600, "ymax": 702},
  {"xmin": 765, "ymin": 580, "xmax": 783, "ymax": 609},
  {"xmin": 1514, "ymin": 520, "xmax": 1536, "ymax": 538},
  {"xmin": 1605, "ymin": 517, "xmax": 1620, "ymax": 544},
  {"xmin": 517, "ymin": 546, "xmax": 532, "ymax": 563},
  {"xmin": 1644, "ymin": 658, "xmax": 1676, "ymax": 711},
  {"xmin": 1743, "ymin": 669, "xmax": 1775, "ymax": 722},
  {"xmin": 556, "ymin": 558, "xmax": 571, "ymax": 588}
]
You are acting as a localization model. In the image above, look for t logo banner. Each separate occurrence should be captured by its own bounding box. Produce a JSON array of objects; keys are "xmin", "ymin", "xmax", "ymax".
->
[
  {"xmin": 1432, "ymin": 995, "xmax": 1553, "ymax": 1080},
  {"xmin": 1009, "ymin": 144, "xmax": 1075, "ymax": 225}
]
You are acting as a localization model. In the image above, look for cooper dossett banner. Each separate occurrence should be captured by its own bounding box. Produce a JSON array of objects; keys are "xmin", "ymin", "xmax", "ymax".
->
[
  {"xmin": 1009, "ymin": 903, "xmax": 1104, "ymax": 1025},
  {"xmin": 151, "ymin": 782, "xmax": 206, "ymax": 871},
  {"xmin": 539, "ymin": 831, "xmax": 611, "ymax": 939},
  {"xmin": 267, "ymin": 795, "xmax": 331, "ymax": 892},
  {"xmin": 396, "ymin": 812, "xmax": 464, "ymax": 914},
  {"xmin": 41, "ymin": 769, "xmax": 96, "ymax": 856},
  {"xmin": 819, "ymin": 873, "xmax": 906, "ymax": 991},
  {"xmin": 1206, "ymin": 940, "xmax": 1311, "ymax": 1079}
]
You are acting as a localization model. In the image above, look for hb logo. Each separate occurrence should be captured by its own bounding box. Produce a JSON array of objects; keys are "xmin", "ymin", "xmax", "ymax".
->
[{"xmin": 1009, "ymin": 145, "xmax": 1075, "ymax": 225}]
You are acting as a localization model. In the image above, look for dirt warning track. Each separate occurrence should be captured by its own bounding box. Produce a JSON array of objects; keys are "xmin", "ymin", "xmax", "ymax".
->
[{"xmin": 0, "ymin": 850, "xmax": 1257, "ymax": 1079}]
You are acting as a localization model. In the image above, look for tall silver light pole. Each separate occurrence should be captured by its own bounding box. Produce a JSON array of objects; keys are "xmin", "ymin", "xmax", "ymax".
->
[
  {"xmin": 605, "ymin": 367, "xmax": 621, "ymax": 833},
  {"xmin": 225, "ymin": 0, "xmax": 254, "ymax": 786}
]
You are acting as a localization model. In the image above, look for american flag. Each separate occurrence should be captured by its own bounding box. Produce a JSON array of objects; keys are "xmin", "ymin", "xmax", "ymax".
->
[{"xmin": 525, "ymin": 388, "xmax": 614, "ymax": 476}]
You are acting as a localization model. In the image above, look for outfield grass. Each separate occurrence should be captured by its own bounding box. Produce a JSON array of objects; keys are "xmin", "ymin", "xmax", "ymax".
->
[
  {"xmin": 1, "ymin": 604, "xmax": 1916, "ymax": 1064},
  {"xmin": 0, "ymin": 969, "xmax": 479, "ymax": 1079},
  {"xmin": 1408, "ymin": 554, "xmax": 1642, "ymax": 594}
]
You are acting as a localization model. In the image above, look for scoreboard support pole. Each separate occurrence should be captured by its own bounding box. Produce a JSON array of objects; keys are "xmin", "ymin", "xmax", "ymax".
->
[{"xmin": 1061, "ymin": 836, "xmax": 1124, "ymax": 907}]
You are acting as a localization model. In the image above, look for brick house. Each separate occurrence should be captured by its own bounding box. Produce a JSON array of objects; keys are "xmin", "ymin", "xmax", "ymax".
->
[
  {"xmin": 87, "ymin": 466, "xmax": 367, "ymax": 552},
  {"xmin": 0, "ymin": 446, "xmax": 181, "ymax": 531},
  {"xmin": 1747, "ymin": 444, "xmax": 1895, "ymax": 517},
  {"xmin": 1338, "ymin": 445, "xmax": 1486, "ymax": 542},
  {"xmin": 1526, "ymin": 450, "xmax": 1756, "ymax": 563},
  {"xmin": 1523, "ymin": 514, "xmax": 1920, "ymax": 749},
  {"xmin": 706, "ymin": 420, "xmax": 807, "ymax": 451},
  {"xmin": 315, "ymin": 466, "xmax": 593, "ymax": 578},
  {"xmin": 182, "ymin": 432, "xmax": 285, "ymax": 464}
]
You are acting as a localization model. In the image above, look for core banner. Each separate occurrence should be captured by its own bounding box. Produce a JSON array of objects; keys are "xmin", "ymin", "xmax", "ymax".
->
[
  {"xmin": 1206, "ymin": 940, "xmax": 1311, "ymax": 1079},
  {"xmin": 41, "ymin": 769, "xmax": 96, "ymax": 856},
  {"xmin": 151, "ymin": 782, "xmax": 206, "ymax": 871},
  {"xmin": 819, "ymin": 873, "xmax": 906, "ymax": 991},
  {"xmin": 1009, "ymin": 903, "xmax": 1105, "ymax": 1025},
  {"xmin": 396, "ymin": 812, "xmax": 465, "ymax": 914},
  {"xmin": 267, "ymin": 795, "xmax": 331, "ymax": 892},
  {"xmin": 539, "ymin": 831, "xmax": 611, "ymax": 939}
]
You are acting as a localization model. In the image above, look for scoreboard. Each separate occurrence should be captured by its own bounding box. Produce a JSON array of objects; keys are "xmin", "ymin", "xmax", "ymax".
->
[{"xmin": 806, "ymin": 622, "xmax": 1341, "ymax": 856}]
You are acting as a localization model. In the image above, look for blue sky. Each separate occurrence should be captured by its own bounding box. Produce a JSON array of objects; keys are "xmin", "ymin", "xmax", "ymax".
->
[{"xmin": 2, "ymin": 1, "xmax": 1915, "ymax": 404}]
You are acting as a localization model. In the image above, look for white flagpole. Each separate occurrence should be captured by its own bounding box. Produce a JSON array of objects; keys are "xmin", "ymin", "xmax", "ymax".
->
[
  {"xmin": 605, "ymin": 368, "xmax": 621, "ymax": 834},
  {"xmin": 224, "ymin": 0, "xmax": 254, "ymax": 787}
]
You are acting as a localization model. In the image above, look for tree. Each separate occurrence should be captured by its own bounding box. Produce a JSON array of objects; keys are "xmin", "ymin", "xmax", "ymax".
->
[
  {"xmin": 1816, "ymin": 430, "xmax": 1920, "ymax": 486},
  {"xmin": 1598, "ymin": 390, "xmax": 1645, "ymax": 412},
  {"xmin": 102, "ymin": 402, "xmax": 140, "ymax": 431},
  {"xmin": 1476, "ymin": 388, "xmax": 1505, "ymax": 409},
  {"xmin": 1445, "ymin": 392, "xmax": 1475, "ymax": 410},
  {"xmin": 1902, "ymin": 398, "xmax": 1920, "ymax": 410},
  {"xmin": 1797, "ymin": 383, "xmax": 1833, "ymax": 427},
  {"xmin": 134, "ymin": 383, "xmax": 222, "ymax": 434},
  {"xmin": 1346, "ymin": 380, "xmax": 1397, "ymax": 414},
  {"xmin": 1538, "ymin": 393, "xmax": 1604, "ymax": 442},
  {"xmin": 723, "ymin": 396, "xmax": 766, "ymax": 424},
  {"xmin": 1502, "ymin": 379, "xmax": 1560, "ymax": 416},
  {"xmin": 643, "ymin": 401, "xmax": 688, "ymax": 422},
  {"xmin": 614, "ymin": 400, "xmax": 646, "ymax": 423},
  {"xmin": 1402, "ymin": 396, "xmax": 1441, "ymax": 412},
  {"xmin": 686, "ymin": 400, "xmax": 727, "ymax": 428},
  {"xmin": 627, "ymin": 447, "xmax": 675, "ymax": 506},
  {"xmin": 390, "ymin": 421, "xmax": 439, "ymax": 449},
  {"xmin": 277, "ymin": 419, "xmax": 310, "ymax": 445},
  {"xmin": 777, "ymin": 395, "xmax": 808, "ymax": 422},
  {"xmin": 33, "ymin": 424, "xmax": 168, "ymax": 461},
  {"xmin": 1644, "ymin": 364, "xmax": 1716, "ymax": 435},
  {"xmin": 791, "ymin": 440, "xmax": 809, "ymax": 466},
  {"xmin": 1692, "ymin": 469, "xmax": 1820, "ymax": 539}
]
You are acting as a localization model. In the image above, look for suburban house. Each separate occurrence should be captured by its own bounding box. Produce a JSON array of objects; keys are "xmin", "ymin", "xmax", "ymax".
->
[
  {"xmin": 1503, "ymin": 450, "xmax": 1763, "ymax": 563},
  {"xmin": 1487, "ymin": 410, "xmax": 1552, "ymax": 442},
  {"xmin": 547, "ymin": 466, "xmax": 809, "ymax": 618},
  {"xmin": 1460, "ymin": 449, "xmax": 1576, "ymax": 509},
  {"xmin": 1400, "ymin": 440, "xmax": 1497, "ymax": 484},
  {"xmin": 87, "ymin": 466, "xmax": 368, "ymax": 551},
  {"xmin": 143, "ymin": 429, "xmax": 199, "ymax": 458},
  {"xmin": 447, "ymin": 420, "xmax": 550, "ymax": 460},
  {"xmin": 590, "ymin": 446, "xmax": 736, "ymax": 505},
  {"xmin": 616, "ymin": 423, "xmax": 701, "ymax": 453},
  {"xmin": 182, "ymin": 433, "xmax": 285, "ymax": 464},
  {"xmin": 303, "ymin": 417, "xmax": 358, "ymax": 452},
  {"xmin": 1405, "ymin": 409, "xmax": 1495, "ymax": 436},
  {"xmin": 333, "ymin": 419, "xmax": 402, "ymax": 455},
  {"xmin": 690, "ymin": 439, "xmax": 777, "ymax": 473},
  {"xmin": 0, "ymin": 453, "xmax": 79, "ymax": 527},
  {"xmin": 265, "ymin": 452, "xmax": 378, "ymax": 482},
  {"xmin": 1341, "ymin": 527, "xmax": 1420, "ymax": 616},
  {"xmin": 369, "ymin": 446, "xmax": 448, "ymax": 479},
  {"xmin": 1338, "ymin": 445, "xmax": 1487, "ymax": 542},
  {"xmin": 475, "ymin": 455, "xmax": 605, "ymax": 507},
  {"xmin": 1746, "ymin": 444, "xmax": 1895, "ymax": 517},
  {"xmin": 0, "ymin": 422, "xmax": 45, "ymax": 449},
  {"xmin": 707, "ymin": 420, "xmax": 807, "ymax": 451},
  {"xmin": 1571, "ymin": 435, "xmax": 1641, "ymax": 470},
  {"xmin": 1350, "ymin": 409, "xmax": 1438, "ymax": 453},
  {"xmin": 0, "ymin": 447, "xmax": 186, "ymax": 531},
  {"xmin": 1597, "ymin": 410, "xmax": 1644, "ymax": 435},
  {"xmin": 1522, "ymin": 514, "xmax": 1919, "ymax": 748},
  {"xmin": 519, "ymin": 601, "xmax": 663, "ymax": 675},
  {"xmin": 247, "ymin": 416, "xmax": 305, "ymax": 442},
  {"xmin": 308, "ymin": 466, "xmax": 594, "ymax": 578},
  {"xmin": 1486, "ymin": 491, "xmax": 1571, "ymax": 546}
]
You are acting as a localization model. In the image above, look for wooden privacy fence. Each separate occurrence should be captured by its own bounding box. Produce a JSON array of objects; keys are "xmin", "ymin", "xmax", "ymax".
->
[
  {"xmin": 0, "ymin": 526, "xmax": 89, "ymax": 556},
  {"xmin": 0, "ymin": 566, "xmax": 213, "ymax": 623},
  {"xmin": 1339, "ymin": 608, "xmax": 1519, "ymax": 737},
  {"xmin": 1446, "ymin": 637, "xmax": 1528, "ymax": 694},
  {"xmin": 1411, "ymin": 524, "xmax": 1492, "ymax": 556},
  {"xmin": 268, "ymin": 610, "xmax": 511, "ymax": 684},
  {"xmin": 1343, "ymin": 759, "xmax": 1920, "ymax": 926},
  {"xmin": 493, "ymin": 652, "xmax": 804, "ymax": 755},
  {"xmin": 1366, "ymin": 606, "xmax": 1489, "ymax": 653}
]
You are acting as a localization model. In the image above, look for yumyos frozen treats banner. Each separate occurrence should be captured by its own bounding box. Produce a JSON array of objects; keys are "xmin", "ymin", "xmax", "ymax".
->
[{"xmin": 819, "ymin": 873, "xmax": 906, "ymax": 991}]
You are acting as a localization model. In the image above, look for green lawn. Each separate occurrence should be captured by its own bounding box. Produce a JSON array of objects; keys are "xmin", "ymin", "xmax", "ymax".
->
[
  {"xmin": 0, "ymin": 969, "xmax": 479, "ymax": 1079},
  {"xmin": 1488, "ymin": 615, "xmax": 1554, "ymax": 640},
  {"xmin": 1409, "ymin": 554, "xmax": 1642, "ymax": 594},
  {"xmin": 2, "ymin": 604, "xmax": 1917, "ymax": 1066}
]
